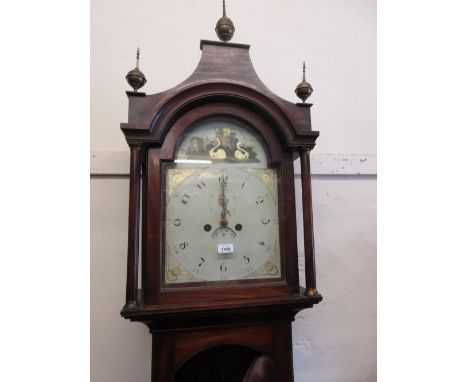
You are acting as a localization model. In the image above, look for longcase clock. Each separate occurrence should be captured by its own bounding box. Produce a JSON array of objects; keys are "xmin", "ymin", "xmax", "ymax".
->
[{"xmin": 119, "ymin": 4, "xmax": 322, "ymax": 381}]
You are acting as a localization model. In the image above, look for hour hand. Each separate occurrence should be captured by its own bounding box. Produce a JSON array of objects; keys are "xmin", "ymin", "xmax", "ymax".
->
[
  {"xmin": 219, "ymin": 171, "xmax": 229, "ymax": 226},
  {"xmin": 219, "ymin": 193, "xmax": 228, "ymax": 226}
]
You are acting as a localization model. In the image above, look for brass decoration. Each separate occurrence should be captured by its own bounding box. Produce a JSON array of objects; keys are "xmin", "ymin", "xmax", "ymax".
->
[
  {"xmin": 165, "ymin": 244, "xmax": 197, "ymax": 283},
  {"xmin": 295, "ymin": 62, "xmax": 313, "ymax": 103},
  {"xmin": 126, "ymin": 47, "xmax": 147, "ymax": 92},
  {"xmin": 166, "ymin": 268, "xmax": 180, "ymax": 282},
  {"xmin": 209, "ymin": 137, "xmax": 227, "ymax": 159},
  {"xmin": 183, "ymin": 127, "xmax": 259, "ymax": 163},
  {"xmin": 305, "ymin": 288, "xmax": 318, "ymax": 297},
  {"xmin": 244, "ymin": 168, "xmax": 277, "ymax": 204},
  {"xmin": 166, "ymin": 168, "xmax": 201, "ymax": 197},
  {"xmin": 166, "ymin": 264, "xmax": 196, "ymax": 283},
  {"xmin": 249, "ymin": 242, "xmax": 280, "ymax": 278},
  {"xmin": 234, "ymin": 141, "xmax": 250, "ymax": 160},
  {"xmin": 215, "ymin": 0, "xmax": 235, "ymax": 42},
  {"xmin": 265, "ymin": 262, "xmax": 279, "ymax": 276}
]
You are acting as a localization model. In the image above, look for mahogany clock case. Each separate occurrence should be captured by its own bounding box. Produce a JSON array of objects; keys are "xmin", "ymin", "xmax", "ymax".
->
[
  {"xmin": 119, "ymin": 40, "xmax": 322, "ymax": 382},
  {"xmin": 120, "ymin": 41, "xmax": 321, "ymax": 314}
]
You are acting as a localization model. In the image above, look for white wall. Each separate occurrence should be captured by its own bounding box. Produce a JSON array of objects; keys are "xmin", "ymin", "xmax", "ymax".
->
[
  {"xmin": 91, "ymin": 1, "xmax": 376, "ymax": 381},
  {"xmin": 91, "ymin": 0, "xmax": 376, "ymax": 154},
  {"xmin": 294, "ymin": 176, "xmax": 376, "ymax": 382}
]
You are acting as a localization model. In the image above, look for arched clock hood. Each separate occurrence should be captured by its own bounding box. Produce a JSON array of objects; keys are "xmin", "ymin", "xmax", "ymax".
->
[{"xmin": 121, "ymin": 40, "xmax": 319, "ymax": 155}]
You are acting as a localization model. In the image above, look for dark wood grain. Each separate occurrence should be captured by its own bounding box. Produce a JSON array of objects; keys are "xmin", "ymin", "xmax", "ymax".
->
[
  {"xmin": 124, "ymin": 145, "xmax": 141, "ymax": 308},
  {"xmin": 174, "ymin": 325, "xmax": 272, "ymax": 369},
  {"xmin": 151, "ymin": 332, "xmax": 175, "ymax": 382},
  {"xmin": 272, "ymin": 322, "xmax": 294, "ymax": 381},
  {"xmin": 144, "ymin": 149, "xmax": 162, "ymax": 305},
  {"xmin": 299, "ymin": 148, "xmax": 318, "ymax": 296},
  {"xmin": 122, "ymin": 289, "xmax": 322, "ymax": 323}
]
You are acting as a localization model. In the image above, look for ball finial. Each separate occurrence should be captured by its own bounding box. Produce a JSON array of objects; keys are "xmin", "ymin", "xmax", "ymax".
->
[
  {"xmin": 126, "ymin": 47, "xmax": 147, "ymax": 92},
  {"xmin": 295, "ymin": 62, "xmax": 313, "ymax": 103},
  {"xmin": 215, "ymin": 0, "xmax": 235, "ymax": 42}
]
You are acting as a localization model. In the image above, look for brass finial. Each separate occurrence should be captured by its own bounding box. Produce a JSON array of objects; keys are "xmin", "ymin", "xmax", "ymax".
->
[
  {"xmin": 295, "ymin": 62, "xmax": 313, "ymax": 103},
  {"xmin": 126, "ymin": 47, "xmax": 147, "ymax": 92},
  {"xmin": 215, "ymin": 0, "xmax": 235, "ymax": 42}
]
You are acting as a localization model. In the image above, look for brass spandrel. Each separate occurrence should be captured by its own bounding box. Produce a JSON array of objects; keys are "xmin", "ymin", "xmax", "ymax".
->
[
  {"xmin": 244, "ymin": 168, "xmax": 278, "ymax": 204},
  {"xmin": 165, "ymin": 243, "xmax": 198, "ymax": 283},
  {"xmin": 166, "ymin": 168, "xmax": 201, "ymax": 198}
]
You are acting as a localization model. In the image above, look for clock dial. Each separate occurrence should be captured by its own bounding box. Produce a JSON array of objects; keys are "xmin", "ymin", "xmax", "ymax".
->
[
  {"xmin": 165, "ymin": 166, "xmax": 280, "ymax": 283},
  {"xmin": 164, "ymin": 119, "xmax": 281, "ymax": 284}
]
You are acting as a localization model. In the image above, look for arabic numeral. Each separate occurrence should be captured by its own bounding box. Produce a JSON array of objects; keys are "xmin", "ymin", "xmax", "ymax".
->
[
  {"xmin": 196, "ymin": 179, "xmax": 206, "ymax": 189},
  {"xmin": 220, "ymin": 263, "xmax": 227, "ymax": 272},
  {"xmin": 219, "ymin": 171, "xmax": 228, "ymax": 184}
]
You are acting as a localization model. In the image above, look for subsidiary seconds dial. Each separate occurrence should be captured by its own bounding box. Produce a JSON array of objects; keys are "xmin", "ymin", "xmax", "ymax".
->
[{"xmin": 164, "ymin": 165, "xmax": 281, "ymax": 283}]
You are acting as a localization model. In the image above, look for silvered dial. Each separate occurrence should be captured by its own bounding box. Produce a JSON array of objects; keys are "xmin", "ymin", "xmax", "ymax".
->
[{"xmin": 165, "ymin": 165, "xmax": 281, "ymax": 283}]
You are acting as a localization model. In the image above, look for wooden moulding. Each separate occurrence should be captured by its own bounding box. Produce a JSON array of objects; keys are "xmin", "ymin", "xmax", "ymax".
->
[
  {"xmin": 123, "ymin": 288, "xmax": 322, "ymax": 328},
  {"xmin": 124, "ymin": 145, "xmax": 141, "ymax": 308},
  {"xmin": 299, "ymin": 148, "xmax": 318, "ymax": 296}
]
